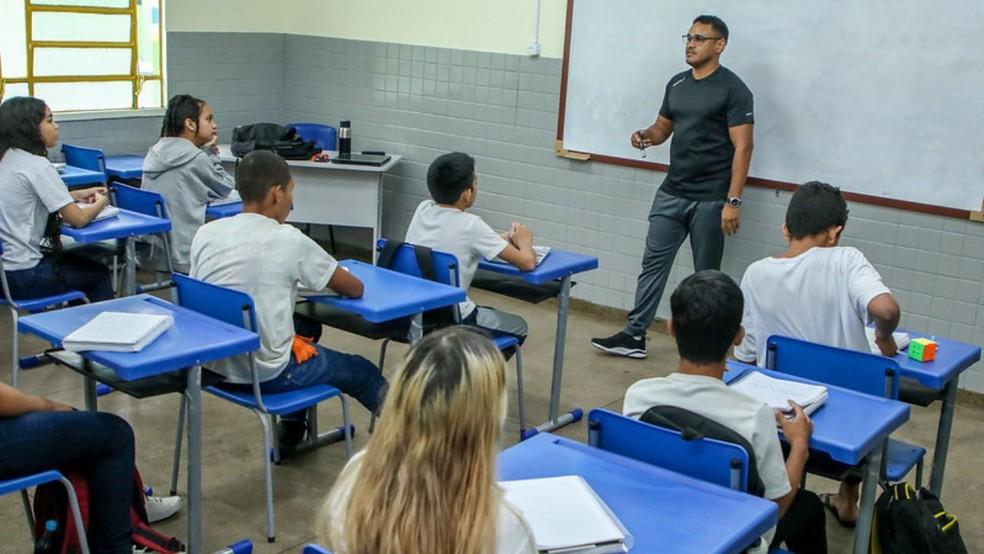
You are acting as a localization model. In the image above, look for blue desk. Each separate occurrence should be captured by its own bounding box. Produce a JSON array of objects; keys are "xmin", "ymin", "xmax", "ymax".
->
[
  {"xmin": 18, "ymin": 295, "xmax": 260, "ymax": 554},
  {"xmin": 205, "ymin": 200, "xmax": 242, "ymax": 220},
  {"xmin": 60, "ymin": 165, "xmax": 106, "ymax": 188},
  {"xmin": 304, "ymin": 259, "xmax": 465, "ymax": 341},
  {"xmin": 499, "ymin": 433, "xmax": 778, "ymax": 554},
  {"xmin": 61, "ymin": 208, "xmax": 170, "ymax": 296},
  {"xmin": 104, "ymin": 154, "xmax": 144, "ymax": 181},
  {"xmin": 891, "ymin": 329, "xmax": 981, "ymax": 496},
  {"xmin": 478, "ymin": 250, "xmax": 599, "ymax": 437},
  {"xmin": 725, "ymin": 360, "xmax": 910, "ymax": 554}
]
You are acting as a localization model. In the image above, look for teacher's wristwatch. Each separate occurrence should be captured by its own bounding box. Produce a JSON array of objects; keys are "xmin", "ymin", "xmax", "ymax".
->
[{"xmin": 727, "ymin": 196, "xmax": 743, "ymax": 208}]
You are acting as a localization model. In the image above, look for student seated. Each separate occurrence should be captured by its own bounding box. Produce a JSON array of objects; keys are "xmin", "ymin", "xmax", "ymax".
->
[
  {"xmin": 316, "ymin": 327, "xmax": 536, "ymax": 554},
  {"xmin": 405, "ymin": 152, "xmax": 536, "ymax": 343},
  {"xmin": 0, "ymin": 382, "xmax": 182, "ymax": 552},
  {"xmin": 142, "ymin": 94, "xmax": 235, "ymax": 274},
  {"xmin": 624, "ymin": 271, "xmax": 826, "ymax": 554},
  {"xmin": 189, "ymin": 150, "xmax": 387, "ymax": 457},
  {"xmin": 0, "ymin": 96, "xmax": 113, "ymax": 302},
  {"xmin": 733, "ymin": 181, "xmax": 900, "ymax": 525}
]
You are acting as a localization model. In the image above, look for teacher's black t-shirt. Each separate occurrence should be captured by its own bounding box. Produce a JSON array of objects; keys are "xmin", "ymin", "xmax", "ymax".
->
[{"xmin": 658, "ymin": 66, "xmax": 754, "ymax": 200}]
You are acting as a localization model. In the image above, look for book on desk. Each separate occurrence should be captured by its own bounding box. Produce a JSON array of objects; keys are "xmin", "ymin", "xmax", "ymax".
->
[
  {"xmin": 730, "ymin": 371, "xmax": 828, "ymax": 421},
  {"xmin": 62, "ymin": 311, "xmax": 174, "ymax": 352},
  {"xmin": 208, "ymin": 189, "xmax": 241, "ymax": 207},
  {"xmin": 493, "ymin": 245, "xmax": 551, "ymax": 266},
  {"xmin": 500, "ymin": 475, "xmax": 631, "ymax": 553},
  {"xmin": 865, "ymin": 328, "xmax": 911, "ymax": 354},
  {"xmin": 66, "ymin": 203, "xmax": 119, "ymax": 226}
]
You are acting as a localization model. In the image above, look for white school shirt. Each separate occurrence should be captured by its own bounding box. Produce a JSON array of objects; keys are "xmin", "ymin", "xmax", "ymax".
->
[
  {"xmin": 405, "ymin": 199, "xmax": 508, "ymax": 318},
  {"xmin": 0, "ymin": 149, "xmax": 73, "ymax": 270},
  {"xmin": 323, "ymin": 451, "xmax": 537, "ymax": 554},
  {"xmin": 189, "ymin": 213, "xmax": 338, "ymax": 383},
  {"xmin": 623, "ymin": 373, "xmax": 791, "ymax": 553},
  {"xmin": 734, "ymin": 246, "xmax": 892, "ymax": 365}
]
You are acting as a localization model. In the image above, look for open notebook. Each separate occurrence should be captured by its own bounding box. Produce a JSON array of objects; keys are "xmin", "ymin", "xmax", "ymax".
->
[
  {"xmin": 66, "ymin": 203, "xmax": 119, "ymax": 226},
  {"xmin": 865, "ymin": 328, "xmax": 911, "ymax": 355},
  {"xmin": 730, "ymin": 371, "xmax": 828, "ymax": 420},
  {"xmin": 209, "ymin": 189, "xmax": 241, "ymax": 206},
  {"xmin": 494, "ymin": 245, "xmax": 551, "ymax": 266},
  {"xmin": 500, "ymin": 475, "xmax": 631, "ymax": 554},
  {"xmin": 62, "ymin": 312, "xmax": 174, "ymax": 353}
]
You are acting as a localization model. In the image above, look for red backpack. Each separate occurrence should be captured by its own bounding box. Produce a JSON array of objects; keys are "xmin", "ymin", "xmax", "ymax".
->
[{"xmin": 32, "ymin": 466, "xmax": 185, "ymax": 553}]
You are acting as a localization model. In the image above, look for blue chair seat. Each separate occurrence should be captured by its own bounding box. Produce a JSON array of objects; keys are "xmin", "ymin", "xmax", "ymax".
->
[
  {"xmin": 1, "ymin": 291, "xmax": 86, "ymax": 313},
  {"xmin": 206, "ymin": 384, "xmax": 343, "ymax": 416},
  {"xmin": 884, "ymin": 439, "xmax": 927, "ymax": 483}
]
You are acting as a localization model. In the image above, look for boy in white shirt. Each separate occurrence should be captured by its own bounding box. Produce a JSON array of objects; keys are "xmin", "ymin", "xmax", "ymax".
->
[
  {"xmin": 624, "ymin": 271, "xmax": 826, "ymax": 553},
  {"xmin": 734, "ymin": 181, "xmax": 901, "ymax": 525},
  {"xmin": 190, "ymin": 150, "xmax": 387, "ymax": 457},
  {"xmin": 404, "ymin": 152, "xmax": 537, "ymax": 342}
]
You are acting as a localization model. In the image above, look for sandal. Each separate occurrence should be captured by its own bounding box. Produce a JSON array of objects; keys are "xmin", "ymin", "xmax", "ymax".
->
[{"xmin": 820, "ymin": 492, "xmax": 857, "ymax": 529}]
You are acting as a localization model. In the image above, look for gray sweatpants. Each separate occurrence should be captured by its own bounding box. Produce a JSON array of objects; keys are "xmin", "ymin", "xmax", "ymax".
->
[{"xmin": 624, "ymin": 187, "xmax": 726, "ymax": 337}]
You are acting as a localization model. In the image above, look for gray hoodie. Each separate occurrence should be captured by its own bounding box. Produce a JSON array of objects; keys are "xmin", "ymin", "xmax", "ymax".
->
[{"xmin": 141, "ymin": 137, "xmax": 234, "ymax": 273}]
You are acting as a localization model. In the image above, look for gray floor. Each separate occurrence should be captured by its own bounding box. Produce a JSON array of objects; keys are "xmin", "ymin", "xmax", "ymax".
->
[{"xmin": 2, "ymin": 287, "xmax": 982, "ymax": 553}]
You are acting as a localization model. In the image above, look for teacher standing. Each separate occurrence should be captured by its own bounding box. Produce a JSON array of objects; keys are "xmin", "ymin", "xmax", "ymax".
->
[{"xmin": 592, "ymin": 15, "xmax": 754, "ymax": 358}]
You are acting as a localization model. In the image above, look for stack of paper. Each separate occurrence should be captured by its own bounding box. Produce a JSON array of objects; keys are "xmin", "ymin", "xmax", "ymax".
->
[
  {"xmin": 494, "ymin": 245, "xmax": 551, "ymax": 266},
  {"xmin": 62, "ymin": 311, "xmax": 174, "ymax": 352},
  {"xmin": 209, "ymin": 189, "xmax": 241, "ymax": 206},
  {"xmin": 68, "ymin": 202, "xmax": 119, "ymax": 226},
  {"xmin": 865, "ymin": 328, "xmax": 911, "ymax": 355},
  {"xmin": 500, "ymin": 475, "xmax": 630, "ymax": 554},
  {"xmin": 730, "ymin": 371, "xmax": 828, "ymax": 420}
]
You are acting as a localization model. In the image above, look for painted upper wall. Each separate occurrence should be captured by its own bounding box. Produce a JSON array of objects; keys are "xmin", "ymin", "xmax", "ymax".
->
[{"xmin": 165, "ymin": 0, "xmax": 569, "ymax": 58}]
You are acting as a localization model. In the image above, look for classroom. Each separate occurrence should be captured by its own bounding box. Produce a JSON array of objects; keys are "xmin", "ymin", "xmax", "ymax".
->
[{"xmin": 1, "ymin": 0, "xmax": 983, "ymax": 553}]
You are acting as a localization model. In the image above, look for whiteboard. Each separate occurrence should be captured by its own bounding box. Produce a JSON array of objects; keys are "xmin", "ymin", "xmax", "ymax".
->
[{"xmin": 560, "ymin": 0, "xmax": 984, "ymax": 214}]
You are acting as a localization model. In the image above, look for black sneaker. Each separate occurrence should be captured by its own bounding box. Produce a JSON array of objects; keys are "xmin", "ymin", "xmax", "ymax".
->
[
  {"xmin": 277, "ymin": 418, "xmax": 308, "ymax": 460},
  {"xmin": 591, "ymin": 332, "xmax": 647, "ymax": 359}
]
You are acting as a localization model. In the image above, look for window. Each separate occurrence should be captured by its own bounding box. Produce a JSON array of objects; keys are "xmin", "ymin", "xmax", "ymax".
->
[{"xmin": 0, "ymin": 0, "xmax": 164, "ymax": 113}]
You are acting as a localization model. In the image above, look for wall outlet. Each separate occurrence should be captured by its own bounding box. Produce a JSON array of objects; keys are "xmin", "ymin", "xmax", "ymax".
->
[{"xmin": 527, "ymin": 41, "xmax": 541, "ymax": 57}]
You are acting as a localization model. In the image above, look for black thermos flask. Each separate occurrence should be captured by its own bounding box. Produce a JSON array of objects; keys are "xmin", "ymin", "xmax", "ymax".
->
[{"xmin": 338, "ymin": 120, "xmax": 352, "ymax": 157}]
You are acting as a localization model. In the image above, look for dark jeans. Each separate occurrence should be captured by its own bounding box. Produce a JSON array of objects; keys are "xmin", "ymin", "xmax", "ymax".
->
[
  {"xmin": 625, "ymin": 187, "xmax": 725, "ymax": 336},
  {"xmin": 0, "ymin": 411, "xmax": 134, "ymax": 554},
  {"xmin": 3, "ymin": 253, "xmax": 114, "ymax": 303},
  {"xmin": 772, "ymin": 489, "xmax": 828, "ymax": 554},
  {"xmin": 259, "ymin": 314, "xmax": 388, "ymax": 419}
]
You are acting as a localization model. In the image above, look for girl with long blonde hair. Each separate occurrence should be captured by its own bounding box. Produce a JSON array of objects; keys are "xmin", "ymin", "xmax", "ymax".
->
[{"xmin": 316, "ymin": 327, "xmax": 536, "ymax": 554}]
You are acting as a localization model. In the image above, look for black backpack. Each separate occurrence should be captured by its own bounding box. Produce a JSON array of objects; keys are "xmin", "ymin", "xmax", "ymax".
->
[
  {"xmin": 641, "ymin": 405, "xmax": 766, "ymax": 498},
  {"xmin": 230, "ymin": 123, "xmax": 318, "ymax": 160},
  {"xmin": 871, "ymin": 482, "xmax": 966, "ymax": 554}
]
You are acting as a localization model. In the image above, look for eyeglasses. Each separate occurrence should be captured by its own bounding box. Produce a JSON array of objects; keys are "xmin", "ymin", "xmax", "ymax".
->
[{"xmin": 682, "ymin": 34, "xmax": 723, "ymax": 45}]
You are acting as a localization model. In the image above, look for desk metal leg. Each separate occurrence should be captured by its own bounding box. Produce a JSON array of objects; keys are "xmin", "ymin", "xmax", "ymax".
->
[
  {"xmin": 929, "ymin": 377, "xmax": 959, "ymax": 497},
  {"xmin": 853, "ymin": 441, "xmax": 884, "ymax": 554},
  {"xmin": 123, "ymin": 238, "xmax": 136, "ymax": 296},
  {"xmin": 523, "ymin": 276, "xmax": 583, "ymax": 439},
  {"xmin": 186, "ymin": 364, "xmax": 202, "ymax": 554}
]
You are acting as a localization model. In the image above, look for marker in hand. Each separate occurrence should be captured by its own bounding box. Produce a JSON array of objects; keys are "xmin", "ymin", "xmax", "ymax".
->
[{"xmin": 635, "ymin": 129, "xmax": 649, "ymax": 158}]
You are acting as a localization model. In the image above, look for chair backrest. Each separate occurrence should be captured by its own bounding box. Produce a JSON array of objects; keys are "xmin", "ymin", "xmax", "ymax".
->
[
  {"xmin": 112, "ymin": 183, "xmax": 168, "ymax": 219},
  {"xmin": 171, "ymin": 273, "xmax": 257, "ymax": 332},
  {"xmin": 62, "ymin": 143, "xmax": 107, "ymax": 177},
  {"xmin": 587, "ymin": 408, "xmax": 755, "ymax": 493},
  {"xmin": 288, "ymin": 123, "xmax": 337, "ymax": 151},
  {"xmin": 376, "ymin": 239, "xmax": 460, "ymax": 287},
  {"xmin": 302, "ymin": 545, "xmax": 332, "ymax": 554},
  {"xmin": 766, "ymin": 335, "xmax": 901, "ymax": 399}
]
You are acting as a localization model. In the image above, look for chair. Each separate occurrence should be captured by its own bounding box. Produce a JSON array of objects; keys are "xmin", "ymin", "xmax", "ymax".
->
[
  {"xmin": 111, "ymin": 183, "xmax": 175, "ymax": 291},
  {"xmin": 765, "ymin": 335, "xmax": 926, "ymax": 485},
  {"xmin": 287, "ymin": 123, "xmax": 338, "ymax": 249},
  {"xmin": 169, "ymin": 274, "xmax": 353, "ymax": 543},
  {"xmin": 0, "ymin": 470, "xmax": 89, "ymax": 553},
  {"xmin": 0, "ymin": 240, "xmax": 87, "ymax": 387},
  {"xmin": 62, "ymin": 143, "xmax": 108, "ymax": 181},
  {"xmin": 216, "ymin": 539, "xmax": 253, "ymax": 553},
  {"xmin": 296, "ymin": 239, "xmax": 527, "ymax": 435},
  {"xmin": 302, "ymin": 545, "xmax": 332, "ymax": 554},
  {"xmin": 587, "ymin": 408, "xmax": 754, "ymax": 492}
]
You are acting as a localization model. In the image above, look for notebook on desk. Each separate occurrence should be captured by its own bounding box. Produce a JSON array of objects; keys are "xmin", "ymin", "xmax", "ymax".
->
[
  {"xmin": 865, "ymin": 328, "xmax": 911, "ymax": 355},
  {"xmin": 331, "ymin": 153, "xmax": 391, "ymax": 166},
  {"xmin": 494, "ymin": 245, "xmax": 551, "ymax": 266},
  {"xmin": 209, "ymin": 189, "xmax": 241, "ymax": 206},
  {"xmin": 62, "ymin": 311, "xmax": 173, "ymax": 352},
  {"xmin": 729, "ymin": 371, "xmax": 828, "ymax": 421},
  {"xmin": 66, "ymin": 203, "xmax": 119, "ymax": 226}
]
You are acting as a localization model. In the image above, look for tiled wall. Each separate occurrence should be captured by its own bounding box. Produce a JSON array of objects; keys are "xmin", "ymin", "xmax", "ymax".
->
[{"xmin": 61, "ymin": 32, "xmax": 984, "ymax": 391}]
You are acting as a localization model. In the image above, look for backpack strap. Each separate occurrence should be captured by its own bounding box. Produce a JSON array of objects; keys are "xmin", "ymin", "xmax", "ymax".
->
[
  {"xmin": 376, "ymin": 239, "xmax": 403, "ymax": 270},
  {"xmin": 412, "ymin": 244, "xmax": 438, "ymax": 282}
]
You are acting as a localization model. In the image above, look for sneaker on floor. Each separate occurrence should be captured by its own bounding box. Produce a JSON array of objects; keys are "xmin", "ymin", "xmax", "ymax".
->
[
  {"xmin": 277, "ymin": 418, "xmax": 308, "ymax": 460},
  {"xmin": 591, "ymin": 332, "xmax": 647, "ymax": 359},
  {"xmin": 144, "ymin": 494, "xmax": 182, "ymax": 523}
]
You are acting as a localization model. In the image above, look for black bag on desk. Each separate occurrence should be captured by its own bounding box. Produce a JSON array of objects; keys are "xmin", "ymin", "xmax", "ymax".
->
[
  {"xmin": 230, "ymin": 123, "xmax": 318, "ymax": 160},
  {"xmin": 871, "ymin": 482, "xmax": 967, "ymax": 554}
]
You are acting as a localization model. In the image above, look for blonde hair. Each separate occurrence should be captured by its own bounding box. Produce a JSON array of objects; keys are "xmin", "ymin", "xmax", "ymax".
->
[{"xmin": 316, "ymin": 327, "xmax": 508, "ymax": 554}]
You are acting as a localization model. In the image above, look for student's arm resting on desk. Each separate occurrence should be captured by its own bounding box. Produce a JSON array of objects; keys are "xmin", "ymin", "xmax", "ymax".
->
[
  {"xmin": 328, "ymin": 266, "xmax": 364, "ymax": 298},
  {"xmin": 868, "ymin": 293, "xmax": 901, "ymax": 356},
  {"xmin": 195, "ymin": 144, "xmax": 235, "ymax": 199},
  {"xmin": 845, "ymin": 248, "xmax": 900, "ymax": 356},
  {"xmin": 0, "ymin": 383, "xmax": 72, "ymax": 417},
  {"xmin": 59, "ymin": 187, "xmax": 110, "ymax": 228},
  {"xmin": 497, "ymin": 222, "xmax": 536, "ymax": 271},
  {"xmin": 773, "ymin": 402, "xmax": 812, "ymax": 517}
]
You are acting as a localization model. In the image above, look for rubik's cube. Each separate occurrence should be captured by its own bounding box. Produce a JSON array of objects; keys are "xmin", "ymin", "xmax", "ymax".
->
[{"xmin": 908, "ymin": 338, "xmax": 938, "ymax": 362}]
